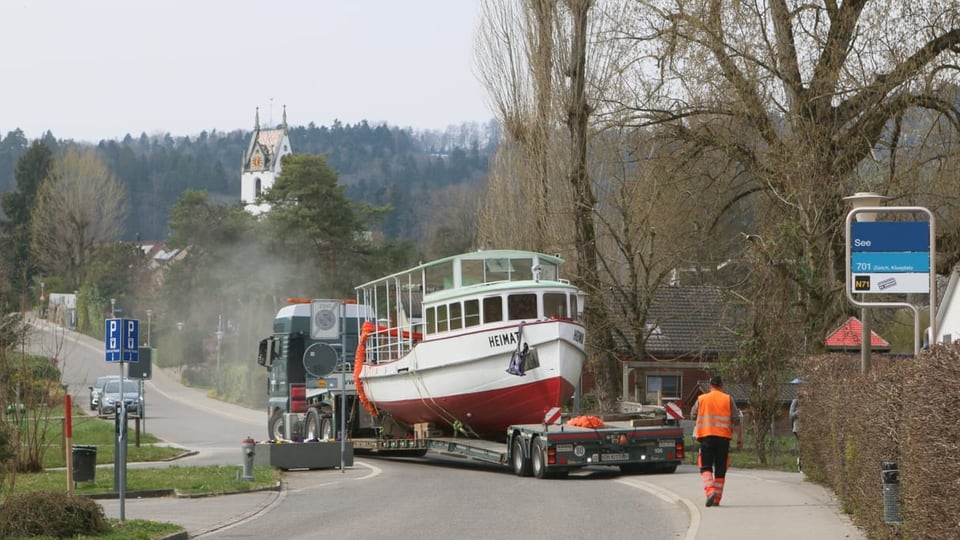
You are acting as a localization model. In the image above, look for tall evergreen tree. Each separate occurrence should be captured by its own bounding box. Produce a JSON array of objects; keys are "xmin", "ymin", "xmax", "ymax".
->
[{"xmin": 0, "ymin": 140, "xmax": 52, "ymax": 309}]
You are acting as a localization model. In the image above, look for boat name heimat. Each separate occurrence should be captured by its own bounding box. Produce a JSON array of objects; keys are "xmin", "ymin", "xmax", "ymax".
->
[{"xmin": 488, "ymin": 332, "xmax": 519, "ymax": 348}]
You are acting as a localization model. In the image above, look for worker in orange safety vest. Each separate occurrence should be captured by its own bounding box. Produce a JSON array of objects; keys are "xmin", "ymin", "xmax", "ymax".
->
[{"xmin": 690, "ymin": 375, "xmax": 741, "ymax": 507}]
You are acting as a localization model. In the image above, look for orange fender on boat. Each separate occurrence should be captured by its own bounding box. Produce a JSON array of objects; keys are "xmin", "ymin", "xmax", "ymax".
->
[
  {"xmin": 567, "ymin": 415, "xmax": 605, "ymax": 429},
  {"xmin": 354, "ymin": 321, "xmax": 379, "ymax": 417}
]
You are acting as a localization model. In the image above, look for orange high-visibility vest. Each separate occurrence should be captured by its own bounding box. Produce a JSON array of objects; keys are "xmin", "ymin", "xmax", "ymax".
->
[{"xmin": 695, "ymin": 390, "xmax": 734, "ymax": 439}]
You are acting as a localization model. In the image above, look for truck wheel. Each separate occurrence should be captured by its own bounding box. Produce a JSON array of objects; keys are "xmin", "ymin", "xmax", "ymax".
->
[
  {"xmin": 304, "ymin": 409, "xmax": 321, "ymax": 441},
  {"xmin": 531, "ymin": 437, "xmax": 548, "ymax": 479},
  {"xmin": 319, "ymin": 416, "xmax": 334, "ymax": 441},
  {"xmin": 511, "ymin": 436, "xmax": 532, "ymax": 477},
  {"xmin": 268, "ymin": 409, "xmax": 285, "ymax": 440}
]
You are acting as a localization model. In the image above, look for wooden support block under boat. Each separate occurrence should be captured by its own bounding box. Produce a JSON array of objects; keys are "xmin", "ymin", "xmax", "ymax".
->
[{"xmin": 414, "ymin": 422, "xmax": 444, "ymax": 440}]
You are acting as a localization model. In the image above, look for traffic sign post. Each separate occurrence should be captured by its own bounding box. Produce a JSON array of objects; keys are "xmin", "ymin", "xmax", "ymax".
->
[
  {"xmin": 845, "ymin": 207, "xmax": 936, "ymax": 356},
  {"xmin": 104, "ymin": 318, "xmax": 140, "ymax": 523}
]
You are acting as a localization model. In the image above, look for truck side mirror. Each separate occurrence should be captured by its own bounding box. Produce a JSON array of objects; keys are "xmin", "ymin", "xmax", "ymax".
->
[{"xmin": 257, "ymin": 339, "xmax": 271, "ymax": 367}]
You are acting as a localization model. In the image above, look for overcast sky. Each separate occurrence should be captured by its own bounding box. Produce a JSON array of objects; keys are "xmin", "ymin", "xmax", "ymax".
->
[{"xmin": 3, "ymin": 0, "xmax": 492, "ymax": 143}]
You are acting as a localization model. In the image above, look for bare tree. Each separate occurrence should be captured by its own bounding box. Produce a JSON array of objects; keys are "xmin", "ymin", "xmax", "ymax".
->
[
  {"xmin": 621, "ymin": 0, "xmax": 960, "ymax": 341},
  {"xmin": 476, "ymin": 0, "xmax": 727, "ymax": 408},
  {"xmin": 476, "ymin": 0, "xmax": 560, "ymax": 250},
  {"xmin": 30, "ymin": 147, "xmax": 128, "ymax": 289},
  {"xmin": 422, "ymin": 183, "xmax": 482, "ymax": 259}
]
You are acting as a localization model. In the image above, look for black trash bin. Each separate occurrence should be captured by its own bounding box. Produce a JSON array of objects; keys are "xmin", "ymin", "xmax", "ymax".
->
[{"xmin": 72, "ymin": 445, "xmax": 97, "ymax": 482}]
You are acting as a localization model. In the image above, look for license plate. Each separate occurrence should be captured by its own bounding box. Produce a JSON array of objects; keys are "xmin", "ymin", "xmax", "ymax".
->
[{"xmin": 601, "ymin": 453, "xmax": 629, "ymax": 462}]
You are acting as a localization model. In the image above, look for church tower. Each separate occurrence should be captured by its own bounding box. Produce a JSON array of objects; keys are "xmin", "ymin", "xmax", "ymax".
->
[{"xmin": 241, "ymin": 106, "xmax": 293, "ymax": 215}]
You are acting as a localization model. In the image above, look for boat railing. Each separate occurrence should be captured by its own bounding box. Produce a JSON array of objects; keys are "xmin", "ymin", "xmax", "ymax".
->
[{"xmin": 363, "ymin": 323, "xmax": 420, "ymax": 364}]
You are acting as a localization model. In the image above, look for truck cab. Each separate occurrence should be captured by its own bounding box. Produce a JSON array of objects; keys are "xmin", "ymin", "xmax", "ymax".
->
[{"xmin": 257, "ymin": 299, "xmax": 374, "ymax": 440}]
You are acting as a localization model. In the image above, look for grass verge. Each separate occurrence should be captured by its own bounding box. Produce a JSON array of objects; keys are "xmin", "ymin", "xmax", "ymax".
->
[
  {"xmin": 14, "ymin": 464, "xmax": 280, "ymax": 495},
  {"xmin": 8, "ymin": 519, "xmax": 184, "ymax": 540}
]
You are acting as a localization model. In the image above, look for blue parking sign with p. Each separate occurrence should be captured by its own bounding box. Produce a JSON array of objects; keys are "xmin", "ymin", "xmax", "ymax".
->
[{"xmin": 105, "ymin": 318, "xmax": 139, "ymax": 363}]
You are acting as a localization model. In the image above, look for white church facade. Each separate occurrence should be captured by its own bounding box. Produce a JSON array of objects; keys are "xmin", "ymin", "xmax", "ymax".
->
[{"xmin": 240, "ymin": 106, "xmax": 293, "ymax": 215}]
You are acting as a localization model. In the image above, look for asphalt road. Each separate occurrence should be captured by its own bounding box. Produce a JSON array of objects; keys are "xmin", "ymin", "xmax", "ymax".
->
[{"xmin": 29, "ymin": 317, "xmax": 691, "ymax": 538}]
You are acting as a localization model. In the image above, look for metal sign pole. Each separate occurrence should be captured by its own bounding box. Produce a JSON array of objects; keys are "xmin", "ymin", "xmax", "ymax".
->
[
  {"xmin": 119, "ymin": 361, "xmax": 126, "ymax": 522},
  {"xmin": 340, "ymin": 372, "xmax": 346, "ymax": 473}
]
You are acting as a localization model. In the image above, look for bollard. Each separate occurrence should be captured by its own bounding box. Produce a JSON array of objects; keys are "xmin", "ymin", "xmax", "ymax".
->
[
  {"xmin": 881, "ymin": 461, "xmax": 901, "ymax": 524},
  {"xmin": 241, "ymin": 437, "xmax": 256, "ymax": 481}
]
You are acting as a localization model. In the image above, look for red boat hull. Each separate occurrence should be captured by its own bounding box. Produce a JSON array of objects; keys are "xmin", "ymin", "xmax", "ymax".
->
[{"xmin": 375, "ymin": 376, "xmax": 577, "ymax": 437}]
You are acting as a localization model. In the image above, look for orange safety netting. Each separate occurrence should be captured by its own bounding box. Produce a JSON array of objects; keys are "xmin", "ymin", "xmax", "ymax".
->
[
  {"xmin": 354, "ymin": 321, "xmax": 379, "ymax": 417},
  {"xmin": 567, "ymin": 415, "xmax": 605, "ymax": 429}
]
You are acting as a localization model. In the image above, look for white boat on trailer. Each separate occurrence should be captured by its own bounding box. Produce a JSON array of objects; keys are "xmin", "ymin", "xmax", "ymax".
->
[{"xmin": 354, "ymin": 249, "xmax": 587, "ymax": 438}]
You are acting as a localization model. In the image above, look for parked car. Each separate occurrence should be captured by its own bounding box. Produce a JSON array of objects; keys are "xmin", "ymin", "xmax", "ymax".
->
[
  {"xmin": 88, "ymin": 375, "xmax": 120, "ymax": 410},
  {"xmin": 97, "ymin": 378, "xmax": 141, "ymax": 416}
]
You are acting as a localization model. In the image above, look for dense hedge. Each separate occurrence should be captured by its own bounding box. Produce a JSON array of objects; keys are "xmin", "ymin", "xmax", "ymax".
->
[
  {"xmin": 0, "ymin": 490, "xmax": 107, "ymax": 538},
  {"xmin": 799, "ymin": 344, "xmax": 960, "ymax": 539}
]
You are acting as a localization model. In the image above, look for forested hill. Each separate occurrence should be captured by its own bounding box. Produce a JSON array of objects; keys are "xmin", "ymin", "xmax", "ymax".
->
[{"xmin": 0, "ymin": 120, "xmax": 498, "ymax": 243}]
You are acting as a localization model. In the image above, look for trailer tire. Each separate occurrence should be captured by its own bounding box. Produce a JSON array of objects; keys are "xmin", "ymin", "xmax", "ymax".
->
[
  {"xmin": 319, "ymin": 416, "xmax": 334, "ymax": 441},
  {"xmin": 511, "ymin": 436, "xmax": 532, "ymax": 477},
  {"xmin": 531, "ymin": 437, "xmax": 550, "ymax": 479},
  {"xmin": 268, "ymin": 409, "xmax": 285, "ymax": 441},
  {"xmin": 304, "ymin": 409, "xmax": 322, "ymax": 441}
]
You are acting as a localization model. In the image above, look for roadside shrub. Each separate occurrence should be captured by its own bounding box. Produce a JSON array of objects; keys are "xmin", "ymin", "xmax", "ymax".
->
[
  {"xmin": 182, "ymin": 363, "xmax": 212, "ymax": 387},
  {"xmin": 799, "ymin": 344, "xmax": 960, "ymax": 539},
  {"xmin": 0, "ymin": 490, "xmax": 108, "ymax": 538}
]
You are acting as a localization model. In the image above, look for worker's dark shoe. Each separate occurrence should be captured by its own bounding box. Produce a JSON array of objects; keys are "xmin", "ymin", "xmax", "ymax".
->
[{"xmin": 705, "ymin": 493, "xmax": 718, "ymax": 507}]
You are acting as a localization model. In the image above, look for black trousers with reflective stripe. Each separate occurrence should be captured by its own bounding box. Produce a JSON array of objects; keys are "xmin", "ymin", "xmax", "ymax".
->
[{"xmin": 698, "ymin": 435, "xmax": 731, "ymax": 479}]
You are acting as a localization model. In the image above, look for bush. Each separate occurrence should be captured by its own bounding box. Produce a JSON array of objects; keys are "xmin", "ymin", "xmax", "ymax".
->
[
  {"xmin": 799, "ymin": 344, "xmax": 960, "ymax": 539},
  {"xmin": 0, "ymin": 490, "xmax": 108, "ymax": 538}
]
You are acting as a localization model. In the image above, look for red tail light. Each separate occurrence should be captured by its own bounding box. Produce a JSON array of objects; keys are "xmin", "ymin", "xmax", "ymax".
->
[
  {"xmin": 547, "ymin": 447, "xmax": 557, "ymax": 465},
  {"xmin": 676, "ymin": 439, "xmax": 684, "ymax": 460},
  {"xmin": 290, "ymin": 384, "xmax": 307, "ymax": 413}
]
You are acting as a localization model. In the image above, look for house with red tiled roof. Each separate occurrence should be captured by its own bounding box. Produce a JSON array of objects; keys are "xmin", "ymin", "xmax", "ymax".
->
[
  {"xmin": 823, "ymin": 316, "xmax": 891, "ymax": 352},
  {"xmin": 611, "ymin": 286, "xmax": 740, "ymax": 410}
]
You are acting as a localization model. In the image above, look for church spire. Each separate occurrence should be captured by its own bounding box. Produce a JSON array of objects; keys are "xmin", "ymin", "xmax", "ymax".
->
[
  {"xmin": 282, "ymin": 105, "xmax": 287, "ymax": 129},
  {"xmin": 254, "ymin": 107, "xmax": 260, "ymax": 130}
]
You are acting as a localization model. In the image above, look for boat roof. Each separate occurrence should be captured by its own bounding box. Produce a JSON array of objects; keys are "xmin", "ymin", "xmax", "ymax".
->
[{"xmin": 355, "ymin": 250, "xmax": 569, "ymax": 294}]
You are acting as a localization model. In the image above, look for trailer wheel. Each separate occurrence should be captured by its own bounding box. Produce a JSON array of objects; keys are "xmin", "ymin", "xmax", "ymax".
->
[
  {"xmin": 268, "ymin": 409, "xmax": 285, "ymax": 440},
  {"xmin": 531, "ymin": 437, "xmax": 548, "ymax": 479},
  {"xmin": 511, "ymin": 436, "xmax": 532, "ymax": 477},
  {"xmin": 304, "ymin": 409, "xmax": 321, "ymax": 441},
  {"xmin": 319, "ymin": 416, "xmax": 334, "ymax": 441}
]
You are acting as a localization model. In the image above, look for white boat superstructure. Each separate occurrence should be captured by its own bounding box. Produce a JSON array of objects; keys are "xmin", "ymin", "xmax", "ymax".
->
[{"xmin": 353, "ymin": 250, "xmax": 587, "ymax": 436}]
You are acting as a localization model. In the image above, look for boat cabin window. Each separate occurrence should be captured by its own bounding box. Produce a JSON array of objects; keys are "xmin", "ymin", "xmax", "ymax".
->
[
  {"xmin": 464, "ymin": 299, "xmax": 480, "ymax": 327},
  {"xmin": 483, "ymin": 296, "xmax": 503, "ymax": 323},
  {"xmin": 425, "ymin": 260, "xmax": 454, "ymax": 292},
  {"xmin": 449, "ymin": 302, "xmax": 463, "ymax": 330},
  {"xmin": 462, "ymin": 259, "xmax": 484, "ymax": 286},
  {"xmin": 511, "ymin": 258, "xmax": 534, "ymax": 281},
  {"xmin": 540, "ymin": 262, "xmax": 558, "ymax": 281},
  {"xmin": 508, "ymin": 293, "xmax": 537, "ymax": 320},
  {"xmin": 544, "ymin": 292, "xmax": 568, "ymax": 319},
  {"xmin": 436, "ymin": 304, "xmax": 449, "ymax": 332},
  {"xmin": 425, "ymin": 306, "xmax": 436, "ymax": 334}
]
